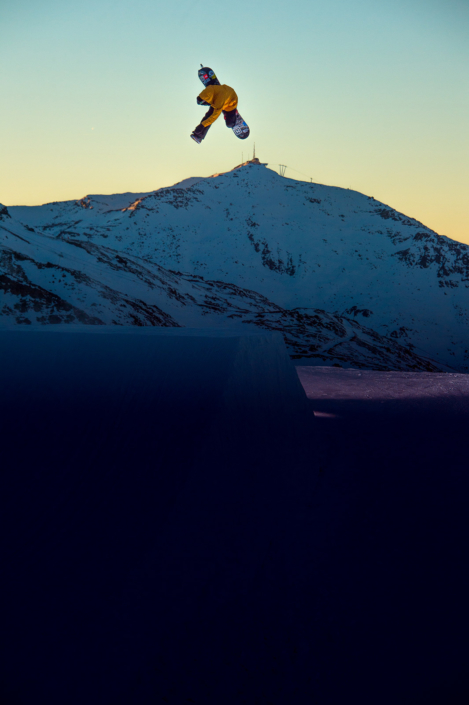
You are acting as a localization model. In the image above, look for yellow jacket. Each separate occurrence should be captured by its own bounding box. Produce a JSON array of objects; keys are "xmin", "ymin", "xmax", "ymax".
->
[{"xmin": 199, "ymin": 84, "xmax": 238, "ymax": 127}]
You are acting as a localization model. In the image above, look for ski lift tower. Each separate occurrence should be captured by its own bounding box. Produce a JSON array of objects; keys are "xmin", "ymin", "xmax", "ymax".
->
[{"xmin": 279, "ymin": 165, "xmax": 287, "ymax": 177}]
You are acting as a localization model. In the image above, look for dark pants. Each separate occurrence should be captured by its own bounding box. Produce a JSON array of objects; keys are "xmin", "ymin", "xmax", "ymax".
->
[
  {"xmin": 194, "ymin": 107, "xmax": 238, "ymax": 140},
  {"xmin": 223, "ymin": 108, "xmax": 237, "ymax": 128}
]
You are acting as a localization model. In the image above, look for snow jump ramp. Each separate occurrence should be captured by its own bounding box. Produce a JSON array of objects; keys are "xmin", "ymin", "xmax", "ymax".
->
[{"xmin": 0, "ymin": 326, "xmax": 317, "ymax": 703}]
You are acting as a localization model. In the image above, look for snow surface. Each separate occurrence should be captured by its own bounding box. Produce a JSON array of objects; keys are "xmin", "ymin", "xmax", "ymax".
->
[{"xmin": 297, "ymin": 364, "xmax": 469, "ymax": 401}]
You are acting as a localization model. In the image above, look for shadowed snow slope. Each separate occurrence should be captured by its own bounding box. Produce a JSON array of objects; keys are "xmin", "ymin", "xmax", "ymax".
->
[
  {"xmin": 0, "ymin": 326, "xmax": 316, "ymax": 704},
  {"xmin": 0, "ymin": 203, "xmax": 447, "ymax": 371}
]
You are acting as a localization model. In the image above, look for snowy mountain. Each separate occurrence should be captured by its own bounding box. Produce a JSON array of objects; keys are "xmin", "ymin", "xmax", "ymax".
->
[{"xmin": 2, "ymin": 160, "xmax": 468, "ymax": 370}]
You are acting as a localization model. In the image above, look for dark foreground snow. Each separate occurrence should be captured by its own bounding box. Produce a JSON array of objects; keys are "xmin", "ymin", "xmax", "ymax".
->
[
  {"xmin": 296, "ymin": 366, "xmax": 469, "ymax": 705},
  {"xmin": 1, "ymin": 330, "xmax": 468, "ymax": 704}
]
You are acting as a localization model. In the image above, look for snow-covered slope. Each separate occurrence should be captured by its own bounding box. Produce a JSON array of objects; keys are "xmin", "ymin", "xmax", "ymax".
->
[
  {"xmin": 4, "ymin": 161, "xmax": 469, "ymax": 370},
  {"xmin": 0, "ymin": 204, "xmax": 443, "ymax": 371}
]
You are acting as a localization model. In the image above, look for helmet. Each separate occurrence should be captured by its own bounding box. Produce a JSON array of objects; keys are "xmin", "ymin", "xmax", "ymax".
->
[{"xmin": 198, "ymin": 66, "xmax": 220, "ymax": 87}]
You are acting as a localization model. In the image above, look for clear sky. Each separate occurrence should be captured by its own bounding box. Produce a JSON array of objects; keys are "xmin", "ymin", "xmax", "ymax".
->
[{"xmin": 1, "ymin": 0, "xmax": 468, "ymax": 243}]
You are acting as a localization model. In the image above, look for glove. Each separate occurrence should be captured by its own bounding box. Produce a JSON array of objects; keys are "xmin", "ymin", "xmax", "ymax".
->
[{"xmin": 197, "ymin": 96, "xmax": 210, "ymax": 106}]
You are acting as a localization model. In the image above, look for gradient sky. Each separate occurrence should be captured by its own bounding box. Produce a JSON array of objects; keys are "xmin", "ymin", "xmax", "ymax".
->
[{"xmin": 1, "ymin": 0, "xmax": 468, "ymax": 243}]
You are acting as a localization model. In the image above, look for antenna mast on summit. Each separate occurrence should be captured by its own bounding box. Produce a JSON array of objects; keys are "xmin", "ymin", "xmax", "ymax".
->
[{"xmin": 253, "ymin": 143, "xmax": 256, "ymax": 160}]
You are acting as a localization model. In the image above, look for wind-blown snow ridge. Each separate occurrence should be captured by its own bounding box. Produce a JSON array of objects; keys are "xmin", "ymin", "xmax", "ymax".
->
[{"xmin": 2, "ymin": 161, "xmax": 468, "ymax": 370}]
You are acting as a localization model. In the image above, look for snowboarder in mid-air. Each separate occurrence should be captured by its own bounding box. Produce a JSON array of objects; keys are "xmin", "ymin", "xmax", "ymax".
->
[{"xmin": 191, "ymin": 66, "xmax": 249, "ymax": 143}]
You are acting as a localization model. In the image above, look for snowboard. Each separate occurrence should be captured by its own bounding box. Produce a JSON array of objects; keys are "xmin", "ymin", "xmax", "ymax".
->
[{"xmin": 195, "ymin": 65, "xmax": 250, "ymax": 141}]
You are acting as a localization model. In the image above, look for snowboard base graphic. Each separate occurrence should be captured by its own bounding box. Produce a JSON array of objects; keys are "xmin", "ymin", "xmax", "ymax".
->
[{"xmin": 232, "ymin": 111, "xmax": 250, "ymax": 140}]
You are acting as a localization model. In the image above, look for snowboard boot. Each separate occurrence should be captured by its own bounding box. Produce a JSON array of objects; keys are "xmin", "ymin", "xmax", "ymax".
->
[{"xmin": 190, "ymin": 122, "xmax": 210, "ymax": 144}]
